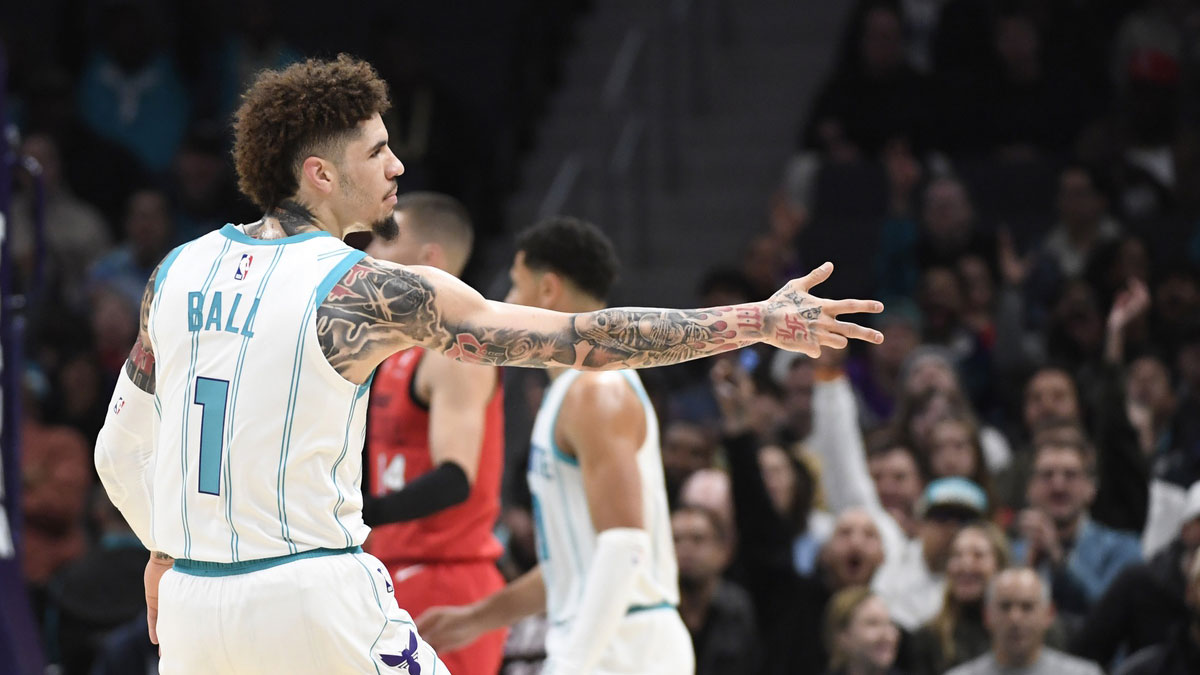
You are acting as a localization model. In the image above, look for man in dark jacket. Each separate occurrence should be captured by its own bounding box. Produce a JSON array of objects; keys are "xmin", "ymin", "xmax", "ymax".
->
[
  {"xmin": 1072, "ymin": 481, "xmax": 1200, "ymax": 665},
  {"xmin": 1115, "ymin": 548, "xmax": 1200, "ymax": 675}
]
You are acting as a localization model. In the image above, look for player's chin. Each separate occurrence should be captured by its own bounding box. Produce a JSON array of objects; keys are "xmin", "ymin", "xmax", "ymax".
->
[{"xmin": 371, "ymin": 214, "xmax": 399, "ymax": 241}]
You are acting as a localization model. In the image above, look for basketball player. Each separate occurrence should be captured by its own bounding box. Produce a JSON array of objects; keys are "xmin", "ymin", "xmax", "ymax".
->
[
  {"xmin": 362, "ymin": 192, "xmax": 508, "ymax": 675},
  {"xmin": 92, "ymin": 55, "xmax": 883, "ymax": 674},
  {"xmin": 415, "ymin": 217, "xmax": 691, "ymax": 674}
]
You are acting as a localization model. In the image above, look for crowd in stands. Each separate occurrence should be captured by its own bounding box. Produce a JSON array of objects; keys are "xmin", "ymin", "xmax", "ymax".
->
[{"xmin": 12, "ymin": 0, "xmax": 1200, "ymax": 674}]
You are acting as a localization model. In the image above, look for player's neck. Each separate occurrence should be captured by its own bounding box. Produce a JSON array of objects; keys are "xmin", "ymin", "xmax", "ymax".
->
[{"xmin": 255, "ymin": 200, "xmax": 334, "ymax": 239}]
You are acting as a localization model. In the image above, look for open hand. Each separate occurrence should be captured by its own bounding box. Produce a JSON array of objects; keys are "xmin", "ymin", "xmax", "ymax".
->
[
  {"xmin": 416, "ymin": 604, "xmax": 485, "ymax": 652},
  {"xmin": 763, "ymin": 262, "xmax": 884, "ymax": 356}
]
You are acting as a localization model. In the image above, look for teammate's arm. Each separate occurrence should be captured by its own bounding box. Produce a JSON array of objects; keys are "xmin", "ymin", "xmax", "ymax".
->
[
  {"xmin": 417, "ymin": 565, "xmax": 547, "ymax": 651},
  {"xmin": 360, "ymin": 357, "xmax": 494, "ymax": 525},
  {"xmin": 318, "ymin": 258, "xmax": 883, "ymax": 383},
  {"xmin": 552, "ymin": 372, "xmax": 649, "ymax": 674}
]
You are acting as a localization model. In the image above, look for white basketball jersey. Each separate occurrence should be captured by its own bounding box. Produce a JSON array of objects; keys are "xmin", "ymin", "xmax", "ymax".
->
[
  {"xmin": 148, "ymin": 224, "xmax": 371, "ymax": 562},
  {"xmin": 527, "ymin": 369, "xmax": 678, "ymax": 627}
]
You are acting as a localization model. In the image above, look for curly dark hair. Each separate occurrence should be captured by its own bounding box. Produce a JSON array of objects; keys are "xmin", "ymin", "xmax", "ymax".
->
[
  {"xmin": 517, "ymin": 216, "xmax": 620, "ymax": 301},
  {"xmin": 232, "ymin": 54, "xmax": 390, "ymax": 211}
]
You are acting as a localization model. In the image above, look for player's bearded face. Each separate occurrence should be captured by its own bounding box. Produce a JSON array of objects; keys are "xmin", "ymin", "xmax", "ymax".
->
[{"xmin": 370, "ymin": 212, "xmax": 398, "ymax": 241}]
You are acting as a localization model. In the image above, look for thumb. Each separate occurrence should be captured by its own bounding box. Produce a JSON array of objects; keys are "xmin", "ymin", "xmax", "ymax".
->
[{"xmin": 797, "ymin": 262, "xmax": 834, "ymax": 292}]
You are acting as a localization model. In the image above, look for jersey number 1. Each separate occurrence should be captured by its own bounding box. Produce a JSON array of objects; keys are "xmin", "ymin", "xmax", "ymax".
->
[{"xmin": 194, "ymin": 376, "xmax": 230, "ymax": 495}]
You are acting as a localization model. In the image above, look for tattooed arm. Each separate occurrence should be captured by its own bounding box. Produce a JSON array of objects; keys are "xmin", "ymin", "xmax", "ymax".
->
[
  {"xmin": 318, "ymin": 258, "xmax": 883, "ymax": 382},
  {"xmin": 123, "ymin": 264, "xmax": 161, "ymax": 393}
]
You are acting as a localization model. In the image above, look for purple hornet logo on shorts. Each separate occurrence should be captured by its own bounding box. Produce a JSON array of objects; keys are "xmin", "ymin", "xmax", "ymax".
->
[{"xmin": 379, "ymin": 631, "xmax": 421, "ymax": 673}]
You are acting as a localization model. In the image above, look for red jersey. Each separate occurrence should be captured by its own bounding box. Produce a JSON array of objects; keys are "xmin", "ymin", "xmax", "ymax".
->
[{"xmin": 365, "ymin": 347, "xmax": 505, "ymax": 563}]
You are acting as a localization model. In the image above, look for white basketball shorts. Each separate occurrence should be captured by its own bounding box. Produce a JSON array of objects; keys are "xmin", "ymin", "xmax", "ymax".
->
[{"xmin": 156, "ymin": 546, "xmax": 450, "ymax": 674}]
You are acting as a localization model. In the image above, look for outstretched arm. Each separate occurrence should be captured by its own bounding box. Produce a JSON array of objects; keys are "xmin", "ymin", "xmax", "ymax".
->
[{"xmin": 319, "ymin": 259, "xmax": 884, "ymax": 382}]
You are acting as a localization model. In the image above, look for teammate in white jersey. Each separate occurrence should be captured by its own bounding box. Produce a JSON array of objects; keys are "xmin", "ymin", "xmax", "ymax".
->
[
  {"xmin": 417, "ymin": 218, "xmax": 690, "ymax": 674},
  {"xmin": 93, "ymin": 55, "xmax": 885, "ymax": 674}
]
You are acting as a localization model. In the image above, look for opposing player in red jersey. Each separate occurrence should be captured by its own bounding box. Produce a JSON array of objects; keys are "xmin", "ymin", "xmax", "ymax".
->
[{"xmin": 361, "ymin": 192, "xmax": 507, "ymax": 675}]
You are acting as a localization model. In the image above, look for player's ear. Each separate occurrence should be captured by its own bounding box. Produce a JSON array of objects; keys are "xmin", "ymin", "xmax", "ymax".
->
[
  {"xmin": 300, "ymin": 156, "xmax": 335, "ymax": 196},
  {"xmin": 538, "ymin": 271, "xmax": 563, "ymax": 307},
  {"xmin": 418, "ymin": 242, "xmax": 443, "ymax": 268}
]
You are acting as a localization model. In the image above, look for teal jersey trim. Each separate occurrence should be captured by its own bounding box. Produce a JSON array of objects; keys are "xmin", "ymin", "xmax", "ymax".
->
[
  {"xmin": 627, "ymin": 601, "xmax": 676, "ymax": 615},
  {"xmin": 154, "ymin": 243, "xmax": 188, "ymax": 295},
  {"xmin": 173, "ymin": 545, "xmax": 362, "ymax": 577},
  {"xmin": 219, "ymin": 223, "xmax": 333, "ymax": 246},
  {"xmin": 313, "ymin": 250, "xmax": 367, "ymax": 312}
]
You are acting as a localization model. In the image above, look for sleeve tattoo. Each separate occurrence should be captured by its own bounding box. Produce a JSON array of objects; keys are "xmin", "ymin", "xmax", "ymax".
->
[
  {"xmin": 124, "ymin": 264, "xmax": 161, "ymax": 394},
  {"xmin": 316, "ymin": 258, "xmax": 763, "ymax": 373}
]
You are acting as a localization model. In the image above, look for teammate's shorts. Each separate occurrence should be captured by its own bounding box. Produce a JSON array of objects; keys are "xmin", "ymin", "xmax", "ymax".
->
[
  {"xmin": 386, "ymin": 559, "xmax": 507, "ymax": 675},
  {"xmin": 543, "ymin": 605, "xmax": 695, "ymax": 675},
  {"xmin": 156, "ymin": 546, "xmax": 450, "ymax": 674}
]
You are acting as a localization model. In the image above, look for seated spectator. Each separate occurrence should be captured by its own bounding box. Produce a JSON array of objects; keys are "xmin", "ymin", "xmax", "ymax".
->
[
  {"xmin": 672, "ymin": 505, "xmax": 763, "ymax": 675},
  {"xmin": 867, "ymin": 440, "xmax": 926, "ymax": 540},
  {"xmin": 714, "ymin": 355, "xmax": 885, "ymax": 674},
  {"xmin": 1072, "ymin": 479, "xmax": 1200, "ymax": 666},
  {"xmin": 1113, "ymin": 552, "xmax": 1200, "ymax": 675},
  {"xmin": 1026, "ymin": 166, "xmax": 1122, "ymax": 321},
  {"xmin": 927, "ymin": 415, "xmax": 994, "ymax": 505},
  {"xmin": 679, "ymin": 468, "xmax": 735, "ymax": 545},
  {"xmin": 844, "ymin": 301, "xmax": 922, "ymax": 429},
  {"xmin": 823, "ymin": 587, "xmax": 903, "ymax": 675},
  {"xmin": 758, "ymin": 443, "xmax": 834, "ymax": 576},
  {"xmin": 9, "ymin": 133, "xmax": 111, "ymax": 307},
  {"xmin": 1000, "ymin": 366, "xmax": 1148, "ymax": 534},
  {"xmin": 662, "ymin": 420, "xmax": 718, "ymax": 508},
  {"xmin": 945, "ymin": 568, "xmax": 1102, "ymax": 675},
  {"xmin": 873, "ymin": 477, "xmax": 988, "ymax": 631},
  {"xmin": 911, "ymin": 524, "xmax": 1010, "ymax": 675},
  {"xmin": 875, "ymin": 176, "xmax": 996, "ymax": 302},
  {"xmin": 800, "ymin": 2, "xmax": 931, "ymax": 161},
  {"xmin": 77, "ymin": 1, "xmax": 190, "ymax": 173},
  {"xmin": 1013, "ymin": 431, "xmax": 1142, "ymax": 623},
  {"xmin": 88, "ymin": 188, "xmax": 176, "ymax": 310}
]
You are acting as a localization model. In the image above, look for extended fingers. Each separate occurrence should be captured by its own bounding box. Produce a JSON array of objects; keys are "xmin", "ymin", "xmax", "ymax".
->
[
  {"xmin": 832, "ymin": 319, "xmax": 884, "ymax": 344},
  {"xmin": 827, "ymin": 298, "xmax": 884, "ymax": 316}
]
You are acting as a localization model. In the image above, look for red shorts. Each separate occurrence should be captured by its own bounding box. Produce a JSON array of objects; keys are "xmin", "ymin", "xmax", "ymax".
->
[{"xmin": 386, "ymin": 559, "xmax": 508, "ymax": 675}]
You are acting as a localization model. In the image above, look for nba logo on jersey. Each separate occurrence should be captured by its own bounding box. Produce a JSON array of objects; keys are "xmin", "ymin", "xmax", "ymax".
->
[
  {"xmin": 234, "ymin": 254, "xmax": 254, "ymax": 280},
  {"xmin": 112, "ymin": 397, "xmax": 125, "ymax": 415}
]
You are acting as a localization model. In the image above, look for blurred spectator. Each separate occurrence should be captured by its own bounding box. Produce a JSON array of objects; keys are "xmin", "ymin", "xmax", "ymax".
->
[
  {"xmin": 822, "ymin": 586, "xmax": 903, "ymax": 675},
  {"xmin": 679, "ymin": 468, "xmax": 735, "ymax": 544},
  {"xmin": 1126, "ymin": 353, "xmax": 1176, "ymax": 462},
  {"xmin": 1000, "ymin": 366, "xmax": 1149, "ymax": 534},
  {"xmin": 867, "ymin": 440, "xmax": 926, "ymax": 540},
  {"xmin": 88, "ymin": 611, "xmax": 157, "ymax": 675},
  {"xmin": 1025, "ymin": 166, "xmax": 1121, "ymax": 324},
  {"xmin": 18, "ymin": 67, "xmax": 149, "ymax": 227},
  {"xmin": 873, "ymin": 477, "xmax": 988, "ymax": 631},
  {"xmin": 845, "ymin": 300, "xmax": 922, "ymax": 428},
  {"xmin": 713, "ymin": 359, "xmax": 884, "ymax": 674},
  {"xmin": 945, "ymin": 568, "xmax": 1102, "ymax": 675},
  {"xmin": 757, "ymin": 443, "xmax": 834, "ymax": 576},
  {"xmin": 45, "ymin": 491, "xmax": 148, "ymax": 674},
  {"xmin": 10, "ymin": 133, "xmax": 111, "ymax": 306},
  {"xmin": 169, "ymin": 123, "xmax": 250, "ymax": 243},
  {"xmin": 88, "ymin": 189, "xmax": 176, "ymax": 310},
  {"xmin": 1114, "ymin": 546, "xmax": 1200, "ymax": 675},
  {"xmin": 672, "ymin": 505, "xmax": 764, "ymax": 675},
  {"xmin": 212, "ymin": 0, "xmax": 301, "ymax": 120},
  {"xmin": 20, "ymin": 404, "xmax": 92, "ymax": 632},
  {"xmin": 49, "ymin": 350, "xmax": 113, "ymax": 442},
  {"xmin": 926, "ymin": 415, "xmax": 993, "ymax": 501},
  {"xmin": 77, "ymin": 1, "xmax": 190, "ymax": 173},
  {"xmin": 876, "ymin": 175, "xmax": 996, "ymax": 303},
  {"xmin": 801, "ymin": 2, "xmax": 932, "ymax": 161},
  {"xmin": 662, "ymin": 420, "xmax": 718, "ymax": 508},
  {"xmin": 936, "ymin": 9, "xmax": 1091, "ymax": 157},
  {"xmin": 1013, "ymin": 431, "xmax": 1142, "ymax": 623},
  {"xmin": 1071, "ymin": 479, "xmax": 1200, "ymax": 668},
  {"xmin": 910, "ymin": 524, "xmax": 1010, "ymax": 675}
]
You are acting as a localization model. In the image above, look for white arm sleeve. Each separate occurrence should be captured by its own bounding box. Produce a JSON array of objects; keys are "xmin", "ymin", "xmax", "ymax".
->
[
  {"xmin": 809, "ymin": 375, "xmax": 907, "ymax": 563},
  {"xmin": 95, "ymin": 368, "xmax": 159, "ymax": 550},
  {"xmin": 809, "ymin": 375, "xmax": 880, "ymax": 513},
  {"xmin": 548, "ymin": 527, "xmax": 651, "ymax": 675}
]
